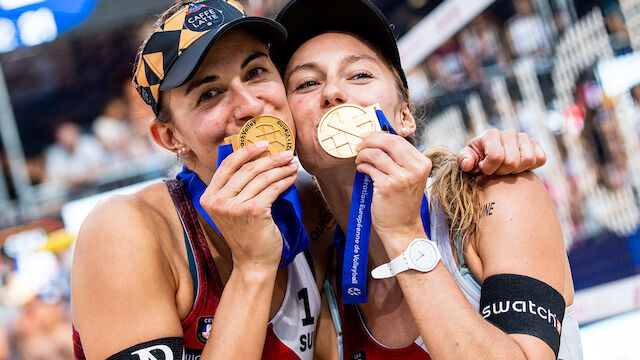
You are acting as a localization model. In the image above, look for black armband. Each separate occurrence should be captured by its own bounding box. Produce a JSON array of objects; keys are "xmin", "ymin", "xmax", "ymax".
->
[
  {"xmin": 106, "ymin": 337, "xmax": 184, "ymax": 360},
  {"xmin": 480, "ymin": 274, "xmax": 565, "ymax": 357}
]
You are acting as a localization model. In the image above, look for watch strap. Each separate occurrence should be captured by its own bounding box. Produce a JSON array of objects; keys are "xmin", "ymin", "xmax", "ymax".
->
[{"xmin": 371, "ymin": 253, "xmax": 409, "ymax": 279}]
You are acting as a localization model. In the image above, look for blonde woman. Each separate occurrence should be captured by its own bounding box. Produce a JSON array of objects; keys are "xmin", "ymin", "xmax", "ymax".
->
[{"xmin": 276, "ymin": 0, "xmax": 582, "ymax": 359}]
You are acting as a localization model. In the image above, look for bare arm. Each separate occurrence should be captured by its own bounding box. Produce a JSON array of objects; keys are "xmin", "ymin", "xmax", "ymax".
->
[
  {"xmin": 71, "ymin": 195, "xmax": 184, "ymax": 359},
  {"xmin": 356, "ymin": 132, "xmax": 566, "ymax": 360},
  {"xmin": 392, "ymin": 174, "xmax": 564, "ymax": 360}
]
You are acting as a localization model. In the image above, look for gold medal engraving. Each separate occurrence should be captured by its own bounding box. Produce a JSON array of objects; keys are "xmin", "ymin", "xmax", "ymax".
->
[
  {"xmin": 230, "ymin": 115, "xmax": 295, "ymax": 158},
  {"xmin": 317, "ymin": 104, "xmax": 381, "ymax": 158}
]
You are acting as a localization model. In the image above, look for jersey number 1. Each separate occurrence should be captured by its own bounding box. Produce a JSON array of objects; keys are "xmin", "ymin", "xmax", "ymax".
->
[{"xmin": 297, "ymin": 288, "xmax": 315, "ymax": 326}]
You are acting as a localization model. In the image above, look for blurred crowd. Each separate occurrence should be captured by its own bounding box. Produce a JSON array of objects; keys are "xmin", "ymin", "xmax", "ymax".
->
[
  {"xmin": 0, "ymin": 220, "xmax": 74, "ymax": 360},
  {"xmin": 422, "ymin": 0, "xmax": 633, "ymax": 95},
  {"xmin": 37, "ymin": 78, "xmax": 171, "ymax": 196}
]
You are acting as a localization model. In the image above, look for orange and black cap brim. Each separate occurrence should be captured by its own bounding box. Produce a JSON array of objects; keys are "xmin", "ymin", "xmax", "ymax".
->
[{"xmin": 161, "ymin": 17, "xmax": 287, "ymax": 91}]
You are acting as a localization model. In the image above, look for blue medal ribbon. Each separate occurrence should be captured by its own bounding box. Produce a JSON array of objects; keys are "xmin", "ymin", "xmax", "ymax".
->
[
  {"xmin": 176, "ymin": 143, "xmax": 309, "ymax": 267},
  {"xmin": 337, "ymin": 109, "xmax": 431, "ymax": 304}
]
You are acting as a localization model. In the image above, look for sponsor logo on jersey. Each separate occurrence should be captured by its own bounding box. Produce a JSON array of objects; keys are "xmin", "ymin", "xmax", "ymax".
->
[
  {"xmin": 351, "ymin": 351, "xmax": 366, "ymax": 360},
  {"xmin": 197, "ymin": 316, "xmax": 214, "ymax": 344},
  {"xmin": 482, "ymin": 300, "xmax": 562, "ymax": 334}
]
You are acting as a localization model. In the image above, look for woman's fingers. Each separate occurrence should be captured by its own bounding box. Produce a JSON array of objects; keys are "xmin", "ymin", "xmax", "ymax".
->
[
  {"xmin": 357, "ymin": 132, "xmax": 424, "ymax": 167},
  {"xmin": 209, "ymin": 141, "xmax": 270, "ymax": 193},
  {"xmin": 493, "ymin": 130, "xmax": 519, "ymax": 175},
  {"xmin": 235, "ymin": 160, "xmax": 299, "ymax": 202},
  {"xmin": 251, "ymin": 172, "xmax": 299, "ymax": 208},
  {"xmin": 355, "ymin": 148, "xmax": 402, "ymax": 176},
  {"xmin": 355, "ymin": 161, "xmax": 390, "ymax": 185},
  {"xmin": 532, "ymin": 139, "xmax": 547, "ymax": 169},
  {"xmin": 514, "ymin": 132, "xmax": 536, "ymax": 173},
  {"xmin": 216, "ymin": 150, "xmax": 295, "ymax": 197}
]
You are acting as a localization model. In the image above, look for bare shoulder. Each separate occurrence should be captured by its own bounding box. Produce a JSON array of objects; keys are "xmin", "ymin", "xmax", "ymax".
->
[
  {"xmin": 471, "ymin": 172, "xmax": 566, "ymax": 294},
  {"xmin": 72, "ymin": 181, "xmax": 178, "ymax": 264},
  {"xmin": 71, "ymin": 181, "xmax": 184, "ymax": 358}
]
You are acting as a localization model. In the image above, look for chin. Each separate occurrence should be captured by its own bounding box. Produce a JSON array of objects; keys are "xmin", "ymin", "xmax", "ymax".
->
[{"xmin": 298, "ymin": 148, "xmax": 353, "ymax": 176}]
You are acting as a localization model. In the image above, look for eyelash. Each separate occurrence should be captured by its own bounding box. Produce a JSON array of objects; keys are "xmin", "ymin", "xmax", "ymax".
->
[
  {"xmin": 198, "ymin": 89, "xmax": 220, "ymax": 104},
  {"xmin": 295, "ymin": 80, "xmax": 319, "ymax": 91},
  {"xmin": 245, "ymin": 67, "xmax": 266, "ymax": 81},
  {"xmin": 196, "ymin": 67, "xmax": 267, "ymax": 105},
  {"xmin": 295, "ymin": 71, "xmax": 373, "ymax": 90},
  {"xmin": 351, "ymin": 71, "xmax": 373, "ymax": 80}
]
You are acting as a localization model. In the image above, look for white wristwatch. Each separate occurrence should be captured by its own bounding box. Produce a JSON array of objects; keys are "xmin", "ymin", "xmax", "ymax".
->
[{"xmin": 371, "ymin": 238, "xmax": 441, "ymax": 279}]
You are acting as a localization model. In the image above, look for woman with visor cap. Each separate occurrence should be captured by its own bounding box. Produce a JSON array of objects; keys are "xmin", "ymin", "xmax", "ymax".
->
[
  {"xmin": 70, "ymin": 0, "xmax": 549, "ymax": 359},
  {"xmin": 275, "ymin": 0, "xmax": 582, "ymax": 359}
]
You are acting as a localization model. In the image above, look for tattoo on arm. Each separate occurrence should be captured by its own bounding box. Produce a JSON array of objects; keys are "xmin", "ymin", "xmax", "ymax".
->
[{"xmin": 480, "ymin": 202, "xmax": 495, "ymax": 218}]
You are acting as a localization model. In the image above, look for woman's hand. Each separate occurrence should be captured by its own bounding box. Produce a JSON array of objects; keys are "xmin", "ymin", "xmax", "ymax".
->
[
  {"xmin": 355, "ymin": 132, "xmax": 430, "ymax": 256},
  {"xmin": 457, "ymin": 129, "xmax": 546, "ymax": 175},
  {"xmin": 200, "ymin": 141, "xmax": 299, "ymax": 272}
]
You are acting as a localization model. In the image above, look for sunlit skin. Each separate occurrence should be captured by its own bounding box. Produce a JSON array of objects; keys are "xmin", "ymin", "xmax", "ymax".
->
[
  {"xmin": 284, "ymin": 32, "xmax": 414, "ymax": 176},
  {"xmin": 152, "ymin": 30, "xmax": 295, "ymax": 185}
]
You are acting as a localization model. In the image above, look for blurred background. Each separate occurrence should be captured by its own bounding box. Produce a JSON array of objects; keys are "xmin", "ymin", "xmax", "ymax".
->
[{"xmin": 1, "ymin": 0, "xmax": 639, "ymax": 358}]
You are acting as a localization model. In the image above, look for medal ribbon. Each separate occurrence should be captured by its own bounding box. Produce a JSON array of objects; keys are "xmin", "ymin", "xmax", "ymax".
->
[
  {"xmin": 176, "ymin": 143, "xmax": 309, "ymax": 267},
  {"xmin": 338, "ymin": 109, "xmax": 431, "ymax": 304}
]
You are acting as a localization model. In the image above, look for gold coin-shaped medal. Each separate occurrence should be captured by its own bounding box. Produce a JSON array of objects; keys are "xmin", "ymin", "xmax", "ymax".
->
[
  {"xmin": 238, "ymin": 115, "xmax": 295, "ymax": 157},
  {"xmin": 317, "ymin": 104, "xmax": 381, "ymax": 158}
]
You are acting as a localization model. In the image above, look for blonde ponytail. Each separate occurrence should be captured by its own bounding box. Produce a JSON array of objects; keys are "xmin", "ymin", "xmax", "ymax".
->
[{"xmin": 424, "ymin": 148, "xmax": 481, "ymax": 252}]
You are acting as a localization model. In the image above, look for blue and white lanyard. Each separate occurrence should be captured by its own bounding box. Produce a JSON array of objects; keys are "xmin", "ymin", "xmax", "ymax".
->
[{"xmin": 335, "ymin": 109, "xmax": 431, "ymax": 304}]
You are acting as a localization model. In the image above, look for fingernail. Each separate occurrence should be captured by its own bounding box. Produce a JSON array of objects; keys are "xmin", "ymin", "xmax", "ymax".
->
[
  {"xmin": 256, "ymin": 141, "xmax": 269, "ymax": 149},
  {"xmin": 281, "ymin": 150, "xmax": 293, "ymax": 158},
  {"xmin": 289, "ymin": 161, "xmax": 299, "ymax": 167},
  {"xmin": 461, "ymin": 158, "xmax": 469, "ymax": 169}
]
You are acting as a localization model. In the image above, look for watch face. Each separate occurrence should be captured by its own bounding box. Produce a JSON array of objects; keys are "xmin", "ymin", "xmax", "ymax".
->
[{"xmin": 409, "ymin": 240, "xmax": 438, "ymax": 271}]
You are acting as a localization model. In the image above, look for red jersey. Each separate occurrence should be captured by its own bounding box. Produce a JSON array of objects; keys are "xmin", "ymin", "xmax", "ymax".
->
[
  {"xmin": 73, "ymin": 179, "xmax": 320, "ymax": 359},
  {"xmin": 341, "ymin": 302, "xmax": 432, "ymax": 359}
]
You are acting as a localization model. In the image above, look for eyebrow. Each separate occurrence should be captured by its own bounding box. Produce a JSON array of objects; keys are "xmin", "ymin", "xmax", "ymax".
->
[
  {"xmin": 184, "ymin": 52, "xmax": 268, "ymax": 95},
  {"xmin": 241, "ymin": 52, "xmax": 268, "ymax": 69},
  {"xmin": 341, "ymin": 54, "xmax": 378, "ymax": 67},
  {"xmin": 285, "ymin": 62, "xmax": 320, "ymax": 85}
]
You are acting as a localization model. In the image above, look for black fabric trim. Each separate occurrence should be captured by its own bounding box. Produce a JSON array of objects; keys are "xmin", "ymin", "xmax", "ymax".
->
[
  {"xmin": 480, "ymin": 274, "xmax": 565, "ymax": 357},
  {"xmin": 106, "ymin": 337, "xmax": 184, "ymax": 360},
  {"xmin": 184, "ymin": 228, "xmax": 198, "ymax": 302},
  {"xmin": 304, "ymin": 249, "xmax": 316, "ymax": 281}
]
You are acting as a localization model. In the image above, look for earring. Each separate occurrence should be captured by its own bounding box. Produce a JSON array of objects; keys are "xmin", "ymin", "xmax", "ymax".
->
[
  {"xmin": 178, "ymin": 146, "xmax": 187, "ymax": 155},
  {"xmin": 400, "ymin": 127, "xmax": 408, "ymax": 136}
]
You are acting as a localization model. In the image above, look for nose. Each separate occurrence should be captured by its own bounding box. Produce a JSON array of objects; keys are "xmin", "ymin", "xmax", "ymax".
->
[
  {"xmin": 231, "ymin": 81, "xmax": 263, "ymax": 122},
  {"xmin": 321, "ymin": 77, "xmax": 347, "ymax": 108}
]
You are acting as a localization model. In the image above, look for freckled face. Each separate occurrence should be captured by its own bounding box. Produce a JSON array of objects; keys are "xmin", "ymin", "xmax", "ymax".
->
[
  {"xmin": 284, "ymin": 32, "xmax": 406, "ymax": 175},
  {"xmin": 163, "ymin": 30, "xmax": 293, "ymax": 180}
]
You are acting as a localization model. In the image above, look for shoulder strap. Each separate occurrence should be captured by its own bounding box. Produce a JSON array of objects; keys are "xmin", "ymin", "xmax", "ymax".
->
[
  {"xmin": 303, "ymin": 249, "xmax": 316, "ymax": 281},
  {"xmin": 163, "ymin": 179, "xmax": 224, "ymax": 296}
]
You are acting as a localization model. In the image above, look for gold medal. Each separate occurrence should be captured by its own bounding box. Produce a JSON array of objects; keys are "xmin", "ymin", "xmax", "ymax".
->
[
  {"xmin": 228, "ymin": 115, "xmax": 295, "ymax": 158},
  {"xmin": 317, "ymin": 104, "xmax": 381, "ymax": 158}
]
